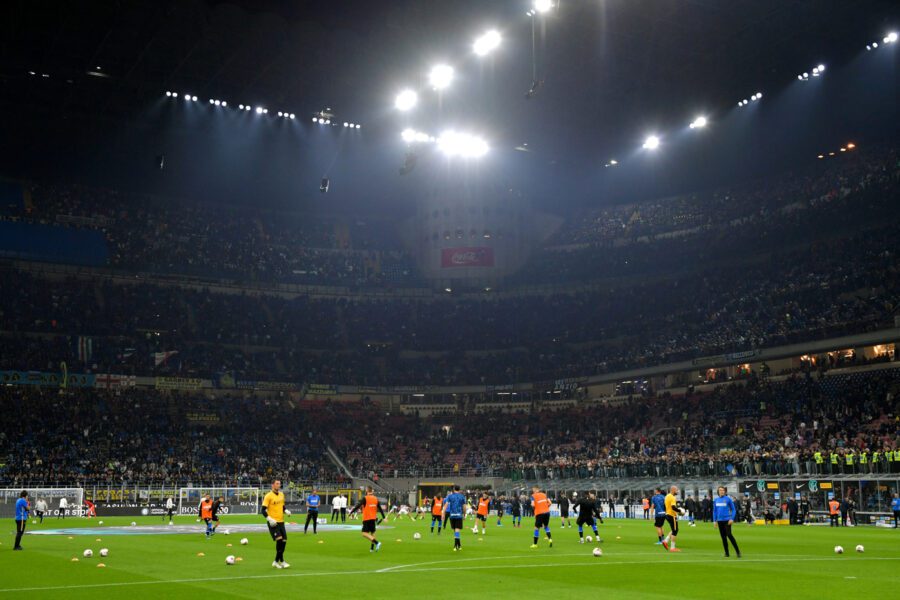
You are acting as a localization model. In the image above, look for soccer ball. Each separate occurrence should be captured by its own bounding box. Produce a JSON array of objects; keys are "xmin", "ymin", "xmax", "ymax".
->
[
  {"xmin": 98, "ymin": 521, "xmax": 103, "ymax": 525},
  {"xmin": 592, "ymin": 547, "xmax": 603, "ymax": 557},
  {"xmin": 130, "ymin": 521, "xmax": 137, "ymax": 527},
  {"xmin": 225, "ymin": 555, "xmax": 236, "ymax": 565},
  {"xmin": 223, "ymin": 529, "xmax": 230, "ymax": 535},
  {"xmin": 585, "ymin": 535, "xmax": 592, "ymax": 542},
  {"xmin": 677, "ymin": 507, "xmax": 686, "ymax": 516},
  {"xmin": 100, "ymin": 548, "xmax": 109, "ymax": 557},
  {"xmin": 855, "ymin": 545, "xmax": 864, "ymax": 553},
  {"xmin": 168, "ymin": 521, "xmax": 174, "ymax": 526},
  {"xmin": 472, "ymin": 526, "xmax": 479, "ymax": 533},
  {"xmin": 834, "ymin": 546, "xmax": 844, "ymax": 554},
  {"xmin": 413, "ymin": 532, "xmax": 421, "ymax": 540},
  {"xmin": 83, "ymin": 549, "xmax": 93, "ymax": 558},
  {"xmin": 240, "ymin": 538, "xmax": 249, "ymax": 545}
]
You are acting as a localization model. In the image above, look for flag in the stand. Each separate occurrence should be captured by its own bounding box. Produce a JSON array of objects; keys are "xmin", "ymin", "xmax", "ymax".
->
[
  {"xmin": 153, "ymin": 350, "xmax": 179, "ymax": 367},
  {"xmin": 76, "ymin": 336, "xmax": 93, "ymax": 362}
]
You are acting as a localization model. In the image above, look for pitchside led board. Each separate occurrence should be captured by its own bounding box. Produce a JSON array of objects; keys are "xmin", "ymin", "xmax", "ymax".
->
[{"xmin": 741, "ymin": 480, "xmax": 833, "ymax": 496}]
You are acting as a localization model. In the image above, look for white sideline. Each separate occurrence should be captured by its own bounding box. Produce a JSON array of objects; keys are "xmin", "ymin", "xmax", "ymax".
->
[{"xmin": 1, "ymin": 555, "xmax": 898, "ymax": 593}]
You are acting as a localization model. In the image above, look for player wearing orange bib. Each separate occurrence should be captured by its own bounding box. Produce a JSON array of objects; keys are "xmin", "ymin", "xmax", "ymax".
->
[
  {"xmin": 431, "ymin": 495, "xmax": 443, "ymax": 534},
  {"xmin": 348, "ymin": 486, "xmax": 386, "ymax": 552},
  {"xmin": 476, "ymin": 492, "xmax": 491, "ymax": 535},
  {"xmin": 198, "ymin": 494, "xmax": 214, "ymax": 538},
  {"xmin": 530, "ymin": 485, "xmax": 553, "ymax": 548}
]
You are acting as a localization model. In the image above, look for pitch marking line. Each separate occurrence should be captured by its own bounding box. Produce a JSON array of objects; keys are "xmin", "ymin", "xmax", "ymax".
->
[{"xmin": 0, "ymin": 555, "xmax": 897, "ymax": 593}]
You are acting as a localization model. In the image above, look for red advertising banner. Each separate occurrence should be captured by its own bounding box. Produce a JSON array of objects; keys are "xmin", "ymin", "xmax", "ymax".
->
[{"xmin": 440, "ymin": 247, "xmax": 494, "ymax": 268}]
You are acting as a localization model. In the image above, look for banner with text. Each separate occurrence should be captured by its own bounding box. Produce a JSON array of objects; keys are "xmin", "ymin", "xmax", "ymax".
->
[
  {"xmin": 0, "ymin": 370, "xmax": 95, "ymax": 388},
  {"xmin": 155, "ymin": 376, "xmax": 203, "ymax": 390},
  {"xmin": 440, "ymin": 247, "xmax": 494, "ymax": 268}
]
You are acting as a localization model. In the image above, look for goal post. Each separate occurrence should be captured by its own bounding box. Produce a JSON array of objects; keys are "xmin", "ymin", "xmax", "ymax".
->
[
  {"xmin": 0, "ymin": 487, "xmax": 84, "ymax": 518},
  {"xmin": 177, "ymin": 487, "xmax": 260, "ymax": 516}
]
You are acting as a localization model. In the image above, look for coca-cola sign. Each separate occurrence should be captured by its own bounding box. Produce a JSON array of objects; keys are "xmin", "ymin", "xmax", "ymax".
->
[{"xmin": 441, "ymin": 247, "xmax": 494, "ymax": 268}]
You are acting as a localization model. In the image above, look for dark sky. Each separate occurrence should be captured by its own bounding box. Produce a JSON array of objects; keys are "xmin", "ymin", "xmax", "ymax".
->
[{"xmin": 1, "ymin": 0, "xmax": 898, "ymax": 215}]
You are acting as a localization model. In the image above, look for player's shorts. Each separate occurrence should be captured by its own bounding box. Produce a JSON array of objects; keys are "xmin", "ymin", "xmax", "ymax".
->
[
  {"xmin": 654, "ymin": 515, "xmax": 666, "ymax": 528},
  {"xmin": 211, "ymin": 515, "xmax": 219, "ymax": 522},
  {"xmin": 665, "ymin": 515, "xmax": 679, "ymax": 535},
  {"xmin": 432, "ymin": 513, "xmax": 442, "ymax": 520},
  {"xmin": 362, "ymin": 519, "xmax": 377, "ymax": 534},
  {"xmin": 449, "ymin": 517, "xmax": 463, "ymax": 530},
  {"xmin": 512, "ymin": 509, "xmax": 521, "ymax": 517},
  {"xmin": 267, "ymin": 522, "xmax": 287, "ymax": 541},
  {"xmin": 534, "ymin": 513, "xmax": 550, "ymax": 528},
  {"xmin": 576, "ymin": 515, "xmax": 595, "ymax": 527},
  {"xmin": 476, "ymin": 513, "xmax": 487, "ymax": 522},
  {"xmin": 560, "ymin": 509, "xmax": 569, "ymax": 518}
]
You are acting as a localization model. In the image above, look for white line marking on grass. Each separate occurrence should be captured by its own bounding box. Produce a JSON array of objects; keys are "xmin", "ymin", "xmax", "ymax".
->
[{"xmin": 0, "ymin": 556, "xmax": 897, "ymax": 593}]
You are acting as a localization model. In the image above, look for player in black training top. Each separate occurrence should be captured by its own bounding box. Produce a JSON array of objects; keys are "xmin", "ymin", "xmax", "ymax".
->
[
  {"xmin": 574, "ymin": 492, "xmax": 603, "ymax": 543},
  {"xmin": 558, "ymin": 494, "xmax": 572, "ymax": 528},
  {"xmin": 509, "ymin": 495, "xmax": 522, "ymax": 528}
]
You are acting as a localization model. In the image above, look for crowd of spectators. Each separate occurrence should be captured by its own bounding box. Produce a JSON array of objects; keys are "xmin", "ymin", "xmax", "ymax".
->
[{"xmin": 2, "ymin": 368, "xmax": 897, "ymax": 488}]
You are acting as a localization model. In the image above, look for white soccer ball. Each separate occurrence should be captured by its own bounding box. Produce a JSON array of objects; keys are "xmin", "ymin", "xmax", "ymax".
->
[
  {"xmin": 98, "ymin": 521, "xmax": 103, "ymax": 525},
  {"xmin": 223, "ymin": 529, "xmax": 230, "ymax": 535},
  {"xmin": 99, "ymin": 548, "xmax": 109, "ymax": 557},
  {"xmin": 472, "ymin": 526, "xmax": 479, "ymax": 533},
  {"xmin": 413, "ymin": 532, "xmax": 421, "ymax": 540},
  {"xmin": 240, "ymin": 538, "xmax": 249, "ymax": 546},
  {"xmin": 130, "ymin": 521, "xmax": 137, "ymax": 527},
  {"xmin": 225, "ymin": 555, "xmax": 236, "ymax": 565},
  {"xmin": 592, "ymin": 547, "xmax": 603, "ymax": 557},
  {"xmin": 83, "ymin": 549, "xmax": 93, "ymax": 558},
  {"xmin": 855, "ymin": 545, "xmax": 864, "ymax": 553},
  {"xmin": 168, "ymin": 521, "xmax": 174, "ymax": 526},
  {"xmin": 834, "ymin": 546, "xmax": 844, "ymax": 554},
  {"xmin": 585, "ymin": 535, "xmax": 592, "ymax": 542}
]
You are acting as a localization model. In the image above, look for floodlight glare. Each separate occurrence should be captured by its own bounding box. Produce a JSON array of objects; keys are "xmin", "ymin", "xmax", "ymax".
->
[
  {"xmin": 886, "ymin": 32, "xmax": 898, "ymax": 43},
  {"xmin": 166, "ymin": 91, "xmax": 172, "ymax": 97},
  {"xmin": 817, "ymin": 64, "xmax": 825, "ymax": 72},
  {"xmin": 192, "ymin": 96, "xmax": 197, "ymax": 101},
  {"xmin": 642, "ymin": 135, "xmax": 660, "ymax": 150},
  {"xmin": 437, "ymin": 130, "xmax": 489, "ymax": 158},
  {"xmin": 474, "ymin": 29, "xmax": 502, "ymax": 56},
  {"xmin": 872, "ymin": 42, "xmax": 878, "ymax": 48},
  {"xmin": 184, "ymin": 94, "xmax": 191, "ymax": 101},
  {"xmin": 343, "ymin": 122, "xmax": 349, "ymax": 127},
  {"xmin": 355, "ymin": 124, "xmax": 361, "ymax": 129},
  {"xmin": 402, "ymin": 128, "xmax": 416, "ymax": 142},
  {"xmin": 395, "ymin": 89, "xmax": 418, "ymax": 111},
  {"xmin": 429, "ymin": 64, "xmax": 454, "ymax": 90},
  {"xmin": 289, "ymin": 113, "xmax": 295, "ymax": 119},
  {"xmin": 256, "ymin": 107, "xmax": 264, "ymax": 114},
  {"xmin": 690, "ymin": 116, "xmax": 707, "ymax": 129},
  {"xmin": 534, "ymin": 0, "xmax": 553, "ymax": 13}
]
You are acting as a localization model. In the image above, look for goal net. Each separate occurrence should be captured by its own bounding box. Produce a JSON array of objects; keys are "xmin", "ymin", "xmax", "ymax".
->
[
  {"xmin": 177, "ymin": 487, "xmax": 260, "ymax": 516},
  {"xmin": 0, "ymin": 487, "xmax": 84, "ymax": 518}
]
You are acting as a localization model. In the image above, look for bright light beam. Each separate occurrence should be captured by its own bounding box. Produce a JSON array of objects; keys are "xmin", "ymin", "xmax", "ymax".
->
[
  {"xmin": 395, "ymin": 89, "xmax": 418, "ymax": 111},
  {"xmin": 643, "ymin": 135, "xmax": 660, "ymax": 150},
  {"xmin": 473, "ymin": 29, "xmax": 501, "ymax": 56},
  {"xmin": 429, "ymin": 64, "xmax": 454, "ymax": 90}
]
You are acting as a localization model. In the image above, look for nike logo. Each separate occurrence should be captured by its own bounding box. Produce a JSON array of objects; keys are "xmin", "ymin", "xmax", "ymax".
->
[{"xmin": 795, "ymin": 484, "xmax": 805, "ymax": 490}]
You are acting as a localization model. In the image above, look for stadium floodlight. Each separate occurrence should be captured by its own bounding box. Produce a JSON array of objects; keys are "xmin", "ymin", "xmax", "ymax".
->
[
  {"xmin": 429, "ymin": 64, "xmax": 454, "ymax": 90},
  {"xmin": 817, "ymin": 154, "xmax": 824, "ymax": 159},
  {"xmin": 817, "ymin": 64, "xmax": 825, "ymax": 72},
  {"xmin": 343, "ymin": 122, "xmax": 349, "ymax": 127},
  {"xmin": 474, "ymin": 29, "xmax": 501, "ymax": 56},
  {"xmin": 277, "ymin": 111, "xmax": 283, "ymax": 117},
  {"xmin": 866, "ymin": 44, "xmax": 872, "ymax": 51},
  {"xmin": 534, "ymin": 0, "xmax": 553, "ymax": 13},
  {"xmin": 402, "ymin": 128, "xmax": 416, "ymax": 142},
  {"xmin": 311, "ymin": 116, "xmax": 317, "ymax": 122},
  {"xmin": 395, "ymin": 89, "xmax": 418, "ymax": 111},
  {"xmin": 846, "ymin": 142, "xmax": 856, "ymax": 149},
  {"xmin": 184, "ymin": 94, "xmax": 191, "ymax": 101},
  {"xmin": 192, "ymin": 96, "xmax": 197, "ymax": 101},
  {"xmin": 642, "ymin": 135, "xmax": 660, "ymax": 150},
  {"xmin": 289, "ymin": 113, "xmax": 294, "ymax": 119},
  {"xmin": 255, "ymin": 107, "xmax": 264, "ymax": 114},
  {"xmin": 166, "ymin": 91, "xmax": 172, "ymax": 97},
  {"xmin": 689, "ymin": 116, "xmax": 707, "ymax": 129},
  {"xmin": 437, "ymin": 130, "xmax": 489, "ymax": 158},
  {"xmin": 886, "ymin": 32, "xmax": 898, "ymax": 43},
  {"xmin": 609, "ymin": 159, "xmax": 618, "ymax": 165},
  {"xmin": 355, "ymin": 124, "xmax": 361, "ymax": 129}
]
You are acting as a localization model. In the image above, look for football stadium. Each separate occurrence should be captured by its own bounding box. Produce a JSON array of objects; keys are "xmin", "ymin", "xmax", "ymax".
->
[{"xmin": 2, "ymin": 1, "xmax": 900, "ymax": 597}]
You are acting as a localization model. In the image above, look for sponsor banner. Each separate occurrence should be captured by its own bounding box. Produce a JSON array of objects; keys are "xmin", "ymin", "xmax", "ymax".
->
[
  {"xmin": 692, "ymin": 349, "xmax": 761, "ymax": 367},
  {"xmin": 0, "ymin": 370, "xmax": 95, "ymax": 388},
  {"xmin": 307, "ymin": 383, "xmax": 338, "ymax": 396},
  {"xmin": 554, "ymin": 377, "xmax": 587, "ymax": 390},
  {"xmin": 155, "ymin": 376, "xmax": 203, "ymax": 390},
  {"xmin": 95, "ymin": 373, "xmax": 136, "ymax": 390},
  {"xmin": 213, "ymin": 371, "xmax": 236, "ymax": 389},
  {"xmin": 254, "ymin": 380, "xmax": 300, "ymax": 392},
  {"xmin": 356, "ymin": 385, "xmax": 386, "ymax": 394},
  {"xmin": 440, "ymin": 246, "xmax": 494, "ymax": 268}
]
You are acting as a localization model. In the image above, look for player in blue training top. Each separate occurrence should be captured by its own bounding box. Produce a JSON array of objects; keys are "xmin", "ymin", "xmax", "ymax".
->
[
  {"xmin": 712, "ymin": 486, "xmax": 741, "ymax": 558},
  {"xmin": 14, "ymin": 490, "xmax": 29, "ymax": 550},
  {"xmin": 891, "ymin": 492, "xmax": 900, "ymax": 528},
  {"xmin": 443, "ymin": 485, "xmax": 467, "ymax": 551},
  {"xmin": 650, "ymin": 487, "xmax": 667, "ymax": 545},
  {"xmin": 305, "ymin": 488, "xmax": 321, "ymax": 534}
]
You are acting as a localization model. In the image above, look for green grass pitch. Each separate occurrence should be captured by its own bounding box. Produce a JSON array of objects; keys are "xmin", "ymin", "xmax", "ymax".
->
[{"xmin": 3, "ymin": 515, "xmax": 898, "ymax": 598}]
